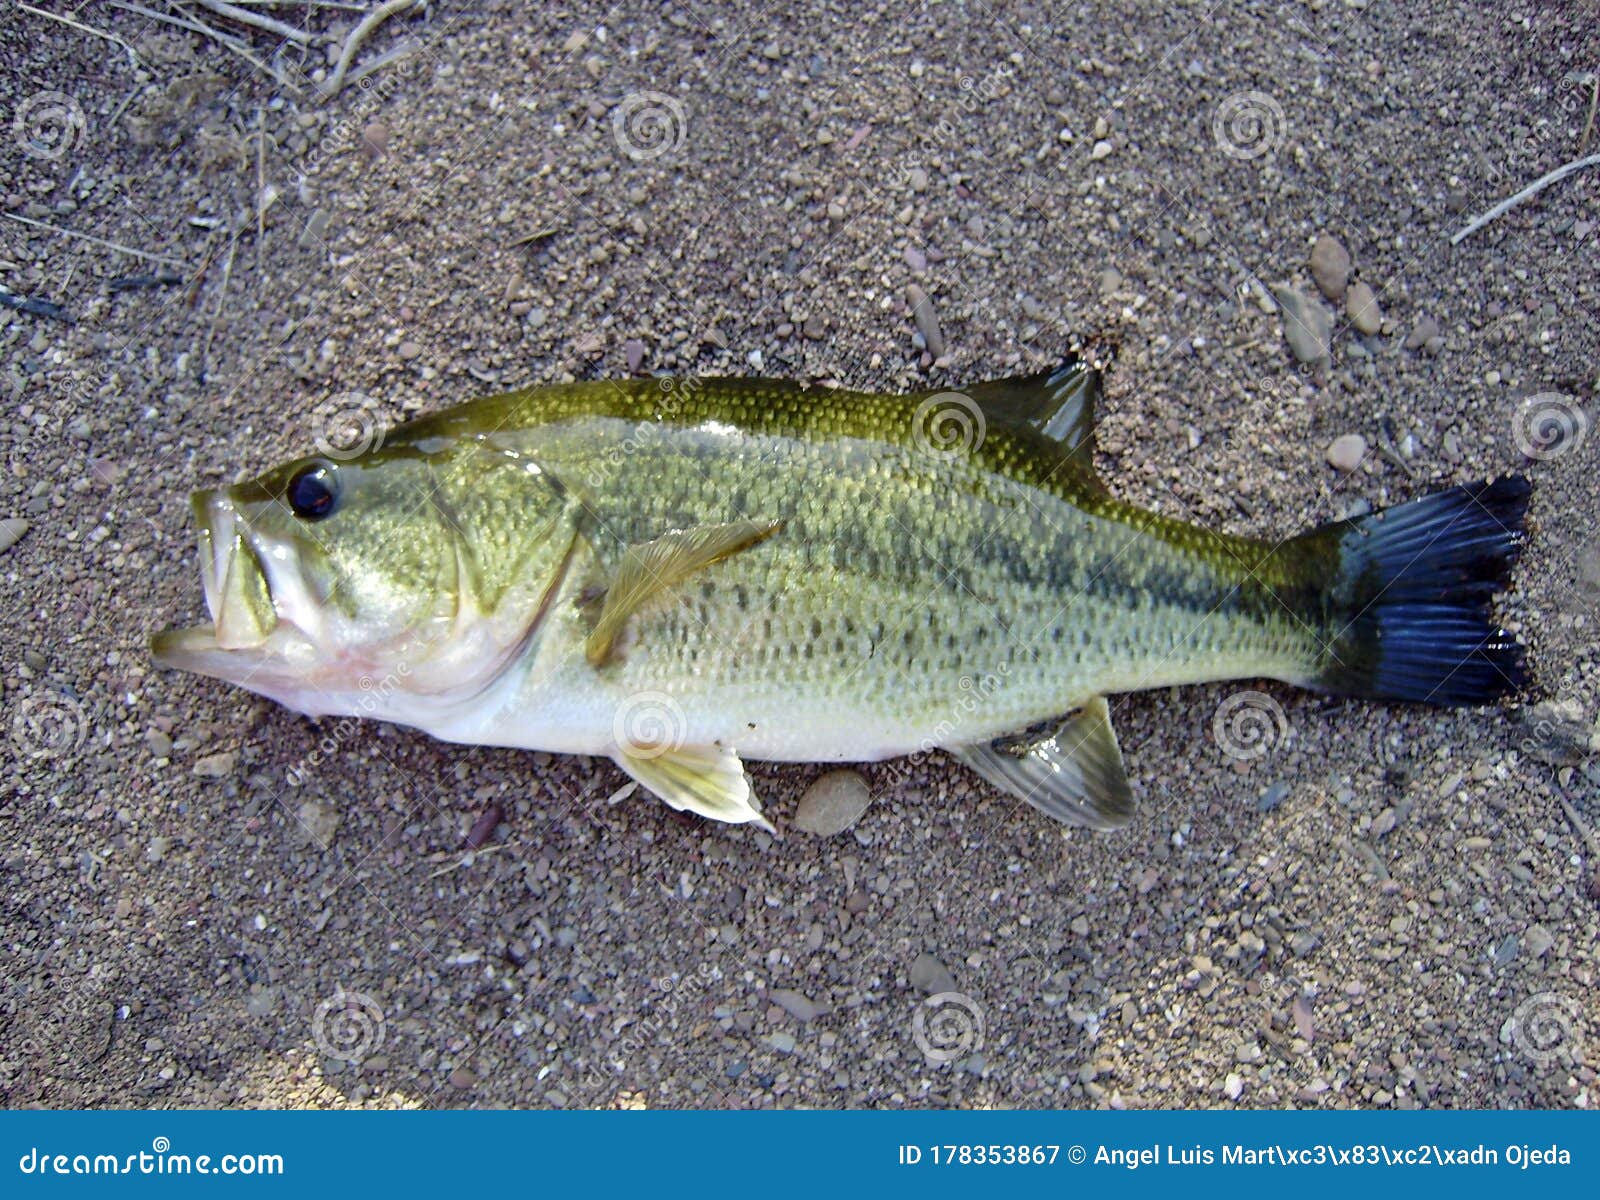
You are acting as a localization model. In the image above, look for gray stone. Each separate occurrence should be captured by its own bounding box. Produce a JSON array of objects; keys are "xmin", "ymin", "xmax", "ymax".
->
[{"xmin": 792, "ymin": 769, "xmax": 872, "ymax": 835}]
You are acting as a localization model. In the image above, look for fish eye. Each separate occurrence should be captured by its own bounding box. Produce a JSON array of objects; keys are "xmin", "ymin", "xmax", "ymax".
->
[{"xmin": 286, "ymin": 461, "xmax": 341, "ymax": 520}]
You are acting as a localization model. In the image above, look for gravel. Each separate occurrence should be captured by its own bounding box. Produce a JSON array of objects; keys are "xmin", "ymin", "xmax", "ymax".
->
[{"xmin": 4, "ymin": 0, "xmax": 1595, "ymax": 1115}]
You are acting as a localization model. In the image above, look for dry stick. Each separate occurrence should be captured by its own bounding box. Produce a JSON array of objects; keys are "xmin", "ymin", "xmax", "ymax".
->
[
  {"xmin": 343, "ymin": 36, "xmax": 420, "ymax": 90},
  {"xmin": 255, "ymin": 105, "xmax": 267, "ymax": 276},
  {"xmin": 201, "ymin": 226, "xmax": 240, "ymax": 372},
  {"xmin": 1580, "ymin": 73, "xmax": 1599, "ymax": 156},
  {"xmin": 193, "ymin": 0, "xmax": 314, "ymax": 44},
  {"xmin": 317, "ymin": 0, "xmax": 423, "ymax": 102},
  {"xmin": 16, "ymin": 2, "xmax": 144, "ymax": 65},
  {"xmin": 1449, "ymin": 153, "xmax": 1600, "ymax": 244},
  {"xmin": 1, "ymin": 211, "xmax": 186, "ymax": 266},
  {"xmin": 108, "ymin": 0, "xmax": 305, "ymax": 94}
]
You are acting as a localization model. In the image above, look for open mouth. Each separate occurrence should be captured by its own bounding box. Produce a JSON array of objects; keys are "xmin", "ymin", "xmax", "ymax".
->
[{"xmin": 150, "ymin": 491, "xmax": 302, "ymax": 674}]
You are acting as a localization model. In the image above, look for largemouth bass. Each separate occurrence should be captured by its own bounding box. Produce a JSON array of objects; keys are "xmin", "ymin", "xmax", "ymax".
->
[{"xmin": 151, "ymin": 348, "xmax": 1530, "ymax": 831}]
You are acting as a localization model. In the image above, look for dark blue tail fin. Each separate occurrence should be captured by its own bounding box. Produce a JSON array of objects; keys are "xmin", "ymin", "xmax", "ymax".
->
[{"xmin": 1305, "ymin": 476, "xmax": 1531, "ymax": 706}]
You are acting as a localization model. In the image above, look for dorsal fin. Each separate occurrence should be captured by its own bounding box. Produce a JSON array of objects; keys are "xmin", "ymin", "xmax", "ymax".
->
[{"xmin": 965, "ymin": 338, "xmax": 1117, "ymax": 480}]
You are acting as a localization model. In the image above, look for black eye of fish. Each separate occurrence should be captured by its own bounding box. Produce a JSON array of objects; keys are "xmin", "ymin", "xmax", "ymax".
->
[{"xmin": 286, "ymin": 462, "xmax": 340, "ymax": 520}]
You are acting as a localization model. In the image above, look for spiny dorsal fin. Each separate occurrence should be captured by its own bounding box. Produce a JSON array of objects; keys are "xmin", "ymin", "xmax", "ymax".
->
[
  {"xmin": 586, "ymin": 519, "xmax": 785, "ymax": 666},
  {"xmin": 965, "ymin": 338, "xmax": 1117, "ymax": 481},
  {"xmin": 952, "ymin": 695, "xmax": 1133, "ymax": 831}
]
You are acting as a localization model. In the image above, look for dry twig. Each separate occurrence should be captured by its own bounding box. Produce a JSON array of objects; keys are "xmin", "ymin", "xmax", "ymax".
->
[{"xmin": 1450, "ymin": 153, "xmax": 1600, "ymax": 244}]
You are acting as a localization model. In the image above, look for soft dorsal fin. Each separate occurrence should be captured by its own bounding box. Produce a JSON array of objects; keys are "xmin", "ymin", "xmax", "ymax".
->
[
  {"xmin": 951, "ymin": 696, "xmax": 1134, "ymax": 831},
  {"xmin": 586, "ymin": 519, "xmax": 785, "ymax": 666}
]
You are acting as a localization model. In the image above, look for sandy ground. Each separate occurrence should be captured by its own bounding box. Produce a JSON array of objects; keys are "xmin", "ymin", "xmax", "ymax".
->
[{"xmin": 2, "ymin": 0, "xmax": 1597, "ymax": 1110}]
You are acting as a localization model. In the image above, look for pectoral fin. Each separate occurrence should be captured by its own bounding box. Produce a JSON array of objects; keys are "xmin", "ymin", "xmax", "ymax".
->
[
  {"xmin": 613, "ymin": 744, "xmax": 774, "ymax": 831},
  {"xmin": 586, "ymin": 519, "xmax": 785, "ymax": 666},
  {"xmin": 953, "ymin": 696, "xmax": 1134, "ymax": 831}
]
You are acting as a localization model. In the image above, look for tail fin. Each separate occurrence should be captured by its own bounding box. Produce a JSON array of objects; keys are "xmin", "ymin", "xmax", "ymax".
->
[{"xmin": 1299, "ymin": 476, "xmax": 1531, "ymax": 706}]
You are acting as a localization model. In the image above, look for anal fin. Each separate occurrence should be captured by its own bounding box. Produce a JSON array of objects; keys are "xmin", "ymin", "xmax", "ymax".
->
[
  {"xmin": 613, "ymin": 743, "xmax": 773, "ymax": 831},
  {"xmin": 953, "ymin": 696, "xmax": 1134, "ymax": 831}
]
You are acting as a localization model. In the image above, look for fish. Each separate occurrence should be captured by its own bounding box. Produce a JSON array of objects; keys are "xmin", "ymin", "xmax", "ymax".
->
[{"xmin": 150, "ymin": 344, "xmax": 1532, "ymax": 832}]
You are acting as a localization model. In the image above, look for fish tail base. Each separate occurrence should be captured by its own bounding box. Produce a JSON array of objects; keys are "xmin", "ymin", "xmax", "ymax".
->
[{"xmin": 1302, "ymin": 475, "xmax": 1531, "ymax": 707}]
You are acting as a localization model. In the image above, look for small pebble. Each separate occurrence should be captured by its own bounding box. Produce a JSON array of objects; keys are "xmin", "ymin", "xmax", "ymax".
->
[
  {"xmin": 397, "ymin": 340, "xmax": 422, "ymax": 360},
  {"xmin": 1404, "ymin": 315, "xmax": 1440, "ymax": 350},
  {"xmin": 0, "ymin": 518, "xmax": 29, "ymax": 554},
  {"xmin": 1325, "ymin": 433, "xmax": 1367, "ymax": 472},
  {"xmin": 360, "ymin": 122, "xmax": 389, "ymax": 159},
  {"xmin": 1270, "ymin": 284, "xmax": 1332, "ymax": 366},
  {"xmin": 909, "ymin": 952, "xmax": 957, "ymax": 996},
  {"xmin": 1309, "ymin": 233, "xmax": 1352, "ymax": 301},
  {"xmin": 297, "ymin": 798, "xmax": 340, "ymax": 850},
  {"xmin": 905, "ymin": 284, "xmax": 945, "ymax": 358},
  {"xmin": 1345, "ymin": 280, "xmax": 1383, "ymax": 334},
  {"xmin": 146, "ymin": 729, "xmax": 172, "ymax": 759},
  {"xmin": 1090, "ymin": 139, "xmax": 1112, "ymax": 160},
  {"xmin": 1525, "ymin": 924, "xmax": 1555, "ymax": 958},
  {"xmin": 793, "ymin": 769, "xmax": 872, "ymax": 835},
  {"xmin": 624, "ymin": 338, "xmax": 645, "ymax": 373},
  {"xmin": 193, "ymin": 751, "xmax": 236, "ymax": 778},
  {"xmin": 769, "ymin": 989, "xmax": 824, "ymax": 1022}
]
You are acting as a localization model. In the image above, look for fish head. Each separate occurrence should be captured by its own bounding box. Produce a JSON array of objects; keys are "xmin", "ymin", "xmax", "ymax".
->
[{"xmin": 151, "ymin": 438, "xmax": 578, "ymax": 716}]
